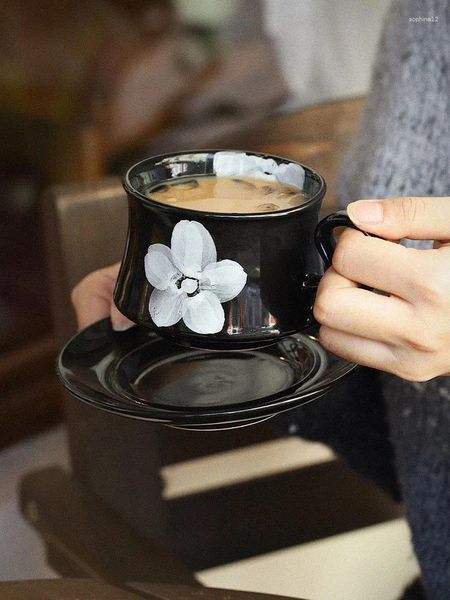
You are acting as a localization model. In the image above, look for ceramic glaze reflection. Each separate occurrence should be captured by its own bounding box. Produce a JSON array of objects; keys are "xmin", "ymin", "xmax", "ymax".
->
[{"xmin": 131, "ymin": 352, "xmax": 298, "ymax": 407}]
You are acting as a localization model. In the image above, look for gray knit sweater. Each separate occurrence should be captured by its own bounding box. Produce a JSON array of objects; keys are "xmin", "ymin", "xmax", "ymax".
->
[
  {"xmin": 339, "ymin": 0, "xmax": 449, "ymax": 597},
  {"xmin": 285, "ymin": 1, "xmax": 450, "ymax": 598}
]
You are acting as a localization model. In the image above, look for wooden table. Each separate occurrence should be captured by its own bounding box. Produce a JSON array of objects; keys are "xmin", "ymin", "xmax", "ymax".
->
[{"xmin": 0, "ymin": 579, "xmax": 304, "ymax": 600}]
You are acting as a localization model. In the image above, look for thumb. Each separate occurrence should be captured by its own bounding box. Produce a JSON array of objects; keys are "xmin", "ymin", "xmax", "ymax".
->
[{"xmin": 347, "ymin": 197, "xmax": 450, "ymax": 240}]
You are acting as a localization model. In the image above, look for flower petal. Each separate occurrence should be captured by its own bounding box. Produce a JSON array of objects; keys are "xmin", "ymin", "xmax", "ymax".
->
[
  {"xmin": 149, "ymin": 286, "xmax": 185, "ymax": 327},
  {"xmin": 274, "ymin": 162, "xmax": 305, "ymax": 189},
  {"xmin": 200, "ymin": 260, "xmax": 247, "ymax": 302},
  {"xmin": 171, "ymin": 220, "xmax": 217, "ymax": 275},
  {"xmin": 145, "ymin": 244, "xmax": 180, "ymax": 290},
  {"xmin": 182, "ymin": 290, "xmax": 224, "ymax": 334}
]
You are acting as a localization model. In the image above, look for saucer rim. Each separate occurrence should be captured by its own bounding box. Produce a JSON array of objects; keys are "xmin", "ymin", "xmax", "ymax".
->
[
  {"xmin": 61, "ymin": 381, "xmax": 329, "ymax": 428},
  {"xmin": 57, "ymin": 319, "xmax": 358, "ymax": 425}
]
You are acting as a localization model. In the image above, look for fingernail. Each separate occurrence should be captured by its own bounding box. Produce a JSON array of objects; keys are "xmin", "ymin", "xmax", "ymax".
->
[
  {"xmin": 112, "ymin": 320, "xmax": 135, "ymax": 332},
  {"xmin": 348, "ymin": 200, "xmax": 383, "ymax": 224}
]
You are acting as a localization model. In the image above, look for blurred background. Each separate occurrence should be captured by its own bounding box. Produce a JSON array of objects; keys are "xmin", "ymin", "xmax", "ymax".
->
[{"xmin": 0, "ymin": 0, "xmax": 389, "ymax": 409}]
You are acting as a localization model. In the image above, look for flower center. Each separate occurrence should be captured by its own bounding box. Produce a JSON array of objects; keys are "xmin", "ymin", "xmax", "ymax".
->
[{"xmin": 179, "ymin": 277, "xmax": 199, "ymax": 296}]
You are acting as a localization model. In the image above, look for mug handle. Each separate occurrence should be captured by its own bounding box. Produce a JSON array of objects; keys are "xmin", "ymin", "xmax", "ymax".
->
[{"xmin": 314, "ymin": 209, "xmax": 371, "ymax": 268}]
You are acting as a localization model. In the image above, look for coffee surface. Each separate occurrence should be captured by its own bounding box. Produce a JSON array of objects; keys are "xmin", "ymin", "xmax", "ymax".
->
[{"xmin": 147, "ymin": 176, "xmax": 305, "ymax": 214}]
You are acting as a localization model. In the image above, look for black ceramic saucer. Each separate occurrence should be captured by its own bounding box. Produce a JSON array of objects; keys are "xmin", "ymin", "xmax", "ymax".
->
[{"xmin": 57, "ymin": 319, "xmax": 357, "ymax": 430}]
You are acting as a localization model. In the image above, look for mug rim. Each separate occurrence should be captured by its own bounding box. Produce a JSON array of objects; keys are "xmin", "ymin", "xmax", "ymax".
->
[{"xmin": 123, "ymin": 149, "xmax": 326, "ymax": 220}]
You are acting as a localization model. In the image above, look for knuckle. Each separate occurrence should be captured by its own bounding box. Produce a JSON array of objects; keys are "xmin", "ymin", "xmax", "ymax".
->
[
  {"xmin": 70, "ymin": 282, "xmax": 84, "ymax": 306},
  {"xmin": 70, "ymin": 272, "xmax": 97, "ymax": 305},
  {"xmin": 401, "ymin": 334, "xmax": 435, "ymax": 354},
  {"xmin": 397, "ymin": 196, "xmax": 426, "ymax": 233},
  {"xmin": 395, "ymin": 366, "xmax": 418, "ymax": 382},
  {"xmin": 399, "ymin": 322, "xmax": 439, "ymax": 353},
  {"xmin": 403, "ymin": 248, "xmax": 446, "ymax": 304},
  {"xmin": 395, "ymin": 362, "xmax": 436, "ymax": 382},
  {"xmin": 313, "ymin": 289, "xmax": 334, "ymax": 324},
  {"xmin": 413, "ymin": 265, "xmax": 446, "ymax": 304},
  {"xmin": 317, "ymin": 325, "xmax": 334, "ymax": 350},
  {"xmin": 394, "ymin": 367, "xmax": 413, "ymax": 381},
  {"xmin": 423, "ymin": 277, "xmax": 443, "ymax": 304},
  {"xmin": 70, "ymin": 286, "xmax": 79, "ymax": 306},
  {"xmin": 394, "ymin": 332, "xmax": 444, "ymax": 380},
  {"xmin": 313, "ymin": 297, "xmax": 326, "ymax": 324},
  {"xmin": 391, "ymin": 351, "xmax": 424, "ymax": 381},
  {"xmin": 332, "ymin": 233, "xmax": 354, "ymax": 275}
]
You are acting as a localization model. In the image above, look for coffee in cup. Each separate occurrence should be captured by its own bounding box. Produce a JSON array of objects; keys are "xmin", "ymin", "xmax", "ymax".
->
[{"xmin": 148, "ymin": 176, "xmax": 306, "ymax": 214}]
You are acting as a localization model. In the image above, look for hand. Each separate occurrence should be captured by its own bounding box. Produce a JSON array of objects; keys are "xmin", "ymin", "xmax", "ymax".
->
[
  {"xmin": 313, "ymin": 197, "xmax": 450, "ymax": 381},
  {"xmin": 71, "ymin": 263, "xmax": 135, "ymax": 331}
]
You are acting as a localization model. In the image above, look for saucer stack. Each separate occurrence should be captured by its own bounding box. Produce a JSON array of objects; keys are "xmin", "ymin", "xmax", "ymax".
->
[{"xmin": 58, "ymin": 320, "xmax": 357, "ymax": 431}]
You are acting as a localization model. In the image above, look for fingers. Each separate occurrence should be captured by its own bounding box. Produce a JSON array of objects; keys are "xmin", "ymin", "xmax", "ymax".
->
[
  {"xmin": 318, "ymin": 325, "xmax": 397, "ymax": 373},
  {"xmin": 330, "ymin": 229, "xmax": 425, "ymax": 302},
  {"xmin": 314, "ymin": 267, "xmax": 413, "ymax": 345},
  {"xmin": 110, "ymin": 301, "xmax": 135, "ymax": 331},
  {"xmin": 318, "ymin": 325, "xmax": 446, "ymax": 382},
  {"xmin": 315, "ymin": 197, "xmax": 450, "ymax": 380},
  {"xmin": 347, "ymin": 196, "xmax": 450, "ymax": 240},
  {"xmin": 71, "ymin": 263, "xmax": 135, "ymax": 331},
  {"xmin": 71, "ymin": 270, "xmax": 114, "ymax": 329}
]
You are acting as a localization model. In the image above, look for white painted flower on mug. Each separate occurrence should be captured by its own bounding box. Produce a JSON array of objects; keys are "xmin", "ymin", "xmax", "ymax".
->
[{"xmin": 144, "ymin": 220, "xmax": 247, "ymax": 334}]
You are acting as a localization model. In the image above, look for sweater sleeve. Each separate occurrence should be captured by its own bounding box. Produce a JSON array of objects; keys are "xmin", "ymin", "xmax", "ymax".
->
[
  {"xmin": 336, "ymin": 2, "xmax": 450, "ymax": 597},
  {"xmin": 336, "ymin": 0, "xmax": 449, "ymax": 205}
]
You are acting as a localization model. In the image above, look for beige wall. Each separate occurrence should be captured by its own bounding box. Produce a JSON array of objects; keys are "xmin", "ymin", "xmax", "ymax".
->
[{"xmin": 263, "ymin": 0, "xmax": 392, "ymax": 110}]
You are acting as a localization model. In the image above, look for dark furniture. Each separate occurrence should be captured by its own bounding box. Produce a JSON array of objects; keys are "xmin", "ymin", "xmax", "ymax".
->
[{"xmin": 0, "ymin": 578, "xmax": 302, "ymax": 600}]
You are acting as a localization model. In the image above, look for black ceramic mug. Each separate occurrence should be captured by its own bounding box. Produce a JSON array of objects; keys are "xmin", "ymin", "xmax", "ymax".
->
[{"xmin": 115, "ymin": 150, "xmax": 355, "ymax": 350}]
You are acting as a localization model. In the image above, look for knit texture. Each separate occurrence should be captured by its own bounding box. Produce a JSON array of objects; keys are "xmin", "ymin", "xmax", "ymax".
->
[
  {"xmin": 283, "ymin": 1, "xmax": 450, "ymax": 598},
  {"xmin": 337, "ymin": 0, "xmax": 449, "ymax": 203},
  {"xmin": 337, "ymin": 1, "xmax": 450, "ymax": 597}
]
